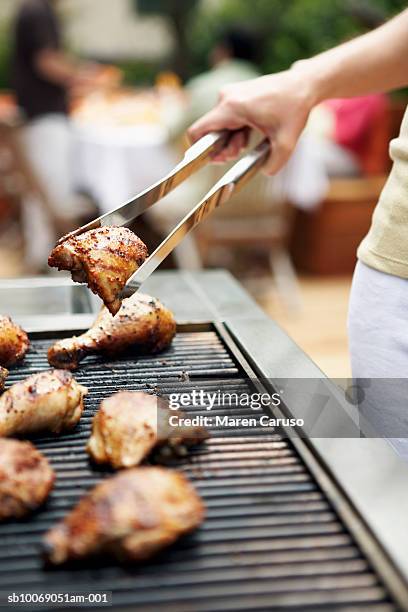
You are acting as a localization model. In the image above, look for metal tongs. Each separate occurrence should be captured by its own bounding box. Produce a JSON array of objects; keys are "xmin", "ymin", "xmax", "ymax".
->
[{"xmin": 58, "ymin": 131, "xmax": 270, "ymax": 297}]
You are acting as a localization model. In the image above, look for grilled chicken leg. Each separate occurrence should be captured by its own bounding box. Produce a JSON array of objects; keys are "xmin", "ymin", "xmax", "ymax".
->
[
  {"xmin": 87, "ymin": 391, "xmax": 209, "ymax": 469},
  {"xmin": 44, "ymin": 467, "xmax": 204, "ymax": 564},
  {"xmin": 0, "ymin": 370, "xmax": 87, "ymax": 437},
  {"xmin": 48, "ymin": 294, "xmax": 176, "ymax": 371},
  {"xmin": 0, "ymin": 439, "xmax": 55, "ymax": 521},
  {"xmin": 0, "ymin": 315, "xmax": 29, "ymax": 367},
  {"xmin": 48, "ymin": 226, "xmax": 148, "ymax": 315}
]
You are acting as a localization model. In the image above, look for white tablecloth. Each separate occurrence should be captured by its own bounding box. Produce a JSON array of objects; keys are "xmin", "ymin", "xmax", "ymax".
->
[{"xmin": 72, "ymin": 123, "xmax": 178, "ymax": 213}]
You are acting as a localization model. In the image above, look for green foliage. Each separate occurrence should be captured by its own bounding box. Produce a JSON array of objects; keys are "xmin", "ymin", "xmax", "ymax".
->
[
  {"xmin": 1, "ymin": 0, "xmax": 406, "ymax": 89},
  {"xmin": 0, "ymin": 23, "xmax": 11, "ymax": 90},
  {"xmin": 188, "ymin": 0, "xmax": 407, "ymax": 76},
  {"xmin": 115, "ymin": 60, "xmax": 159, "ymax": 87}
]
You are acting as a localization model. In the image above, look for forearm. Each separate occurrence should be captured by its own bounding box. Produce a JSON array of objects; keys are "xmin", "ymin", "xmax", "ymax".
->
[
  {"xmin": 298, "ymin": 8, "xmax": 408, "ymax": 105},
  {"xmin": 35, "ymin": 49, "xmax": 80, "ymax": 87},
  {"xmin": 35, "ymin": 50, "xmax": 102, "ymax": 90}
]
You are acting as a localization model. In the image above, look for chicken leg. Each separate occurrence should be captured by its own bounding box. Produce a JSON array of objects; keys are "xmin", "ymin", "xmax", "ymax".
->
[
  {"xmin": 0, "ymin": 315, "xmax": 29, "ymax": 367},
  {"xmin": 44, "ymin": 467, "xmax": 204, "ymax": 564},
  {"xmin": 0, "ymin": 370, "xmax": 88, "ymax": 437},
  {"xmin": 48, "ymin": 293, "xmax": 176, "ymax": 370},
  {"xmin": 87, "ymin": 391, "xmax": 209, "ymax": 468},
  {"xmin": 0, "ymin": 439, "xmax": 55, "ymax": 521}
]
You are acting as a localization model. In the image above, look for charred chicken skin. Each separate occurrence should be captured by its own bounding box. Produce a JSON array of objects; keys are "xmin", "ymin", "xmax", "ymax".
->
[
  {"xmin": 48, "ymin": 226, "xmax": 148, "ymax": 315},
  {"xmin": 0, "ymin": 315, "xmax": 29, "ymax": 367},
  {"xmin": 0, "ymin": 370, "xmax": 88, "ymax": 437},
  {"xmin": 0, "ymin": 439, "xmax": 55, "ymax": 521},
  {"xmin": 47, "ymin": 294, "xmax": 176, "ymax": 371},
  {"xmin": 87, "ymin": 391, "xmax": 209, "ymax": 469},
  {"xmin": 44, "ymin": 467, "xmax": 204, "ymax": 564},
  {"xmin": 0, "ymin": 367, "xmax": 8, "ymax": 392}
]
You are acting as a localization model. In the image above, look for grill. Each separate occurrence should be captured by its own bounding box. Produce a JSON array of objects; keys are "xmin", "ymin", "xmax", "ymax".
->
[{"xmin": 0, "ymin": 323, "xmax": 400, "ymax": 611}]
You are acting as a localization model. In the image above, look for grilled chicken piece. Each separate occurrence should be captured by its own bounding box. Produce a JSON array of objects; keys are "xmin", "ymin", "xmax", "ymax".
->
[
  {"xmin": 87, "ymin": 391, "xmax": 209, "ymax": 469},
  {"xmin": 44, "ymin": 467, "xmax": 204, "ymax": 564},
  {"xmin": 0, "ymin": 315, "xmax": 29, "ymax": 367},
  {"xmin": 47, "ymin": 293, "xmax": 176, "ymax": 371},
  {"xmin": 0, "ymin": 439, "xmax": 55, "ymax": 521},
  {"xmin": 0, "ymin": 370, "xmax": 87, "ymax": 437},
  {"xmin": 48, "ymin": 226, "xmax": 148, "ymax": 315},
  {"xmin": 0, "ymin": 367, "xmax": 8, "ymax": 392}
]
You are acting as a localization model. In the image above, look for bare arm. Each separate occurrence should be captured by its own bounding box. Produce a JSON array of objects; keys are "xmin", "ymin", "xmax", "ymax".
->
[
  {"xmin": 35, "ymin": 49, "xmax": 84, "ymax": 87},
  {"xmin": 299, "ymin": 8, "xmax": 408, "ymax": 100},
  {"xmin": 189, "ymin": 9, "xmax": 408, "ymax": 174},
  {"xmin": 35, "ymin": 49, "xmax": 117, "ymax": 91}
]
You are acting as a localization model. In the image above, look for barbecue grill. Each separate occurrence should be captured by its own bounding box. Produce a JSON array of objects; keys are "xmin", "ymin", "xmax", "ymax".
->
[{"xmin": 1, "ymin": 270, "xmax": 408, "ymax": 611}]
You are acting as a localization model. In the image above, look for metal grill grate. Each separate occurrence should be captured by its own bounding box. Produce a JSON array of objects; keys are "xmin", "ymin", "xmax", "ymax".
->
[{"xmin": 0, "ymin": 328, "xmax": 396, "ymax": 611}]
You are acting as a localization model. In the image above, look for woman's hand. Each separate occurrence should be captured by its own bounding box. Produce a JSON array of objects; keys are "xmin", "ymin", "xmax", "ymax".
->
[{"xmin": 188, "ymin": 68, "xmax": 316, "ymax": 175}]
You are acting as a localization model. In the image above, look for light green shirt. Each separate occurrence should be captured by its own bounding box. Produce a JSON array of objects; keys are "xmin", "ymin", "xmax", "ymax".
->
[
  {"xmin": 358, "ymin": 105, "xmax": 408, "ymax": 278},
  {"xmin": 185, "ymin": 59, "xmax": 260, "ymax": 124},
  {"xmin": 168, "ymin": 59, "xmax": 260, "ymax": 137}
]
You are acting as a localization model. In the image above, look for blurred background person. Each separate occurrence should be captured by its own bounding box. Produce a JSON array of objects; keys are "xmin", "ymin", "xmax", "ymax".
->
[
  {"xmin": 148, "ymin": 27, "xmax": 262, "ymax": 270},
  {"xmin": 11, "ymin": 0, "xmax": 120, "ymax": 271},
  {"xmin": 182, "ymin": 27, "xmax": 260, "ymax": 129},
  {"xmin": 280, "ymin": 91, "xmax": 389, "ymax": 211},
  {"xmin": 315, "ymin": 94, "xmax": 389, "ymax": 177}
]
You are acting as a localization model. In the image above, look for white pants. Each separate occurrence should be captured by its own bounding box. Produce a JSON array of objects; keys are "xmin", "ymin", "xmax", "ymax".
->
[
  {"xmin": 348, "ymin": 261, "xmax": 408, "ymax": 459},
  {"xmin": 22, "ymin": 114, "xmax": 84, "ymax": 269}
]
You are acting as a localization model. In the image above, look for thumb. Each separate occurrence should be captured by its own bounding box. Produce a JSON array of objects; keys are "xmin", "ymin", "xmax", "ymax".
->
[{"xmin": 261, "ymin": 130, "xmax": 298, "ymax": 176}]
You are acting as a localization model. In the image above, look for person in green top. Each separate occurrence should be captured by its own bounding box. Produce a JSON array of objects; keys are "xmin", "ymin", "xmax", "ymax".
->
[
  {"xmin": 188, "ymin": 9, "xmax": 408, "ymax": 457},
  {"xmin": 149, "ymin": 28, "xmax": 260, "ymax": 268},
  {"xmin": 184, "ymin": 27, "xmax": 260, "ymax": 127}
]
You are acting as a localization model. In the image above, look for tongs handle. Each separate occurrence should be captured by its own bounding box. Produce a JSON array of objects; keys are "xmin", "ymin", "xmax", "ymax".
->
[
  {"xmin": 162, "ymin": 130, "xmax": 230, "ymax": 189},
  {"xmin": 122, "ymin": 139, "xmax": 270, "ymax": 296}
]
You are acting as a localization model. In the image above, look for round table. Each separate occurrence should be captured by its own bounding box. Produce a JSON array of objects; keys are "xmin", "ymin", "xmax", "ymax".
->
[{"xmin": 72, "ymin": 122, "xmax": 178, "ymax": 213}]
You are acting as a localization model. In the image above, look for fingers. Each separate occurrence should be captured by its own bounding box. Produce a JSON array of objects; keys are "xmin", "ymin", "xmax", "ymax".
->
[
  {"xmin": 212, "ymin": 128, "xmax": 250, "ymax": 163},
  {"xmin": 188, "ymin": 105, "xmax": 245, "ymax": 144},
  {"xmin": 262, "ymin": 145, "xmax": 288, "ymax": 176},
  {"xmin": 188, "ymin": 105, "xmax": 250, "ymax": 163}
]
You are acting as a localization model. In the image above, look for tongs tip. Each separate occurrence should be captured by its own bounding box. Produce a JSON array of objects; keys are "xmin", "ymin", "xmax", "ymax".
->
[
  {"xmin": 119, "ymin": 281, "xmax": 140, "ymax": 301},
  {"xmin": 55, "ymin": 220, "xmax": 103, "ymax": 247}
]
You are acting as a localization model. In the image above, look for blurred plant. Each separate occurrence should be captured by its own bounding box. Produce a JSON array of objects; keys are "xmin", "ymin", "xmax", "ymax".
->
[
  {"xmin": 0, "ymin": 22, "xmax": 11, "ymax": 90},
  {"xmin": 188, "ymin": 0, "xmax": 407, "ymax": 76},
  {"xmin": 114, "ymin": 60, "xmax": 159, "ymax": 87}
]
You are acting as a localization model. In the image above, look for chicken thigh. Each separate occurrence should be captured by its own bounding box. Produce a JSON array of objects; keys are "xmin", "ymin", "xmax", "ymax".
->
[
  {"xmin": 48, "ymin": 226, "xmax": 148, "ymax": 315},
  {"xmin": 48, "ymin": 293, "xmax": 176, "ymax": 371},
  {"xmin": 0, "ymin": 370, "xmax": 87, "ymax": 437},
  {"xmin": 0, "ymin": 315, "xmax": 29, "ymax": 367},
  {"xmin": 44, "ymin": 467, "xmax": 204, "ymax": 564},
  {"xmin": 87, "ymin": 391, "xmax": 209, "ymax": 469},
  {"xmin": 0, "ymin": 439, "xmax": 55, "ymax": 521}
]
